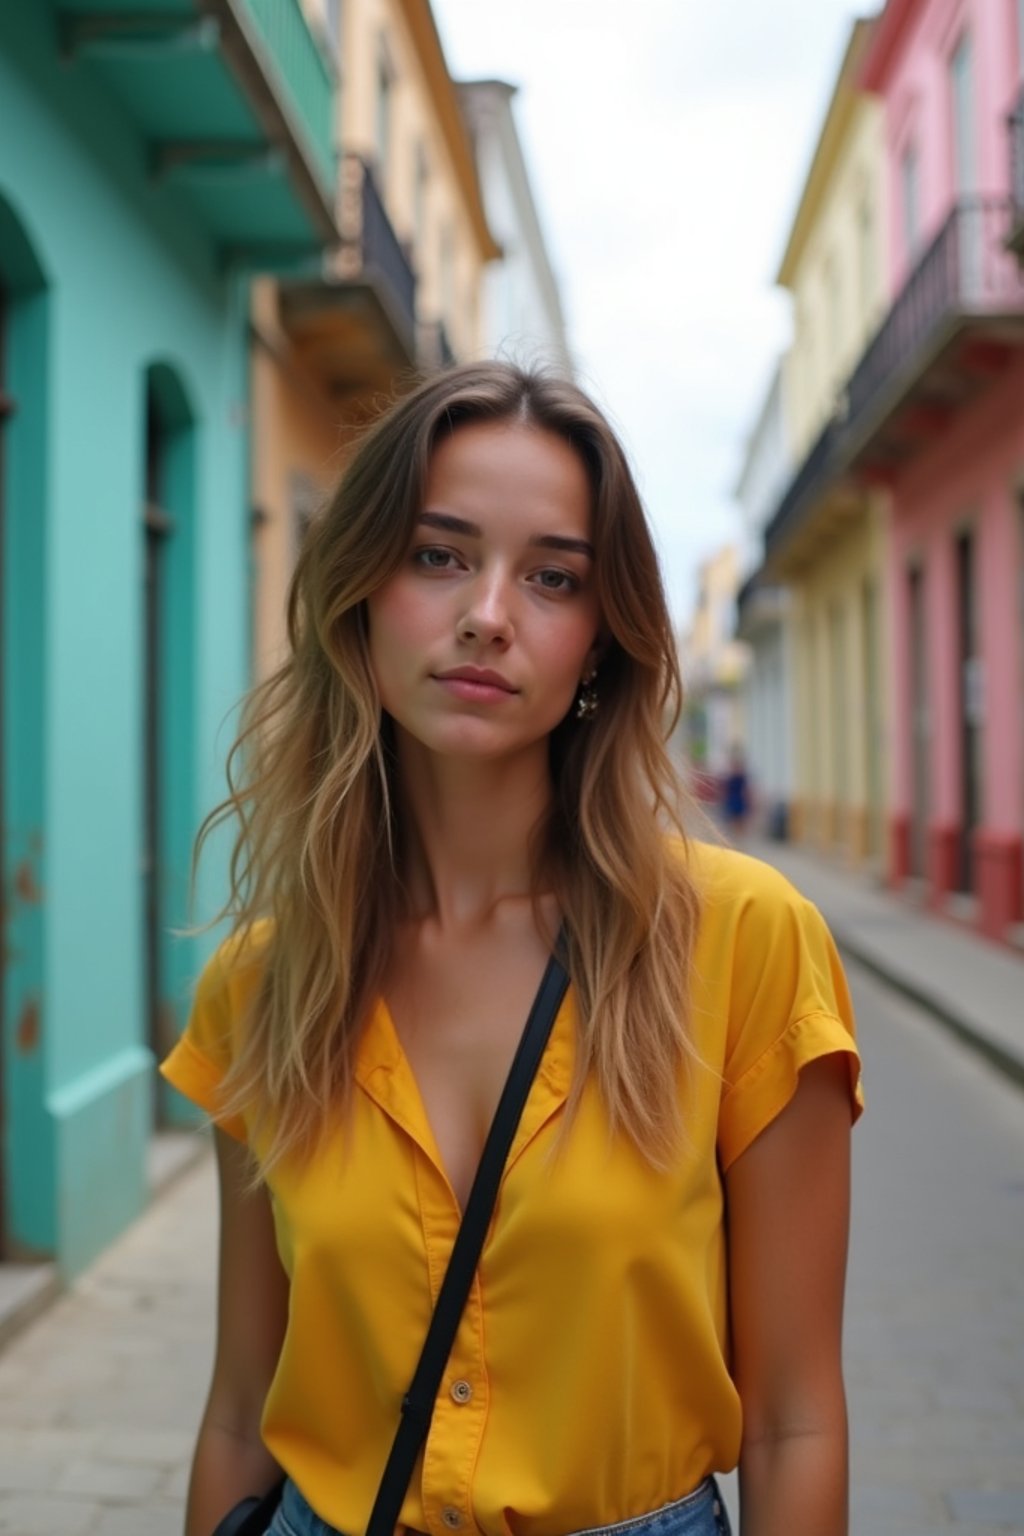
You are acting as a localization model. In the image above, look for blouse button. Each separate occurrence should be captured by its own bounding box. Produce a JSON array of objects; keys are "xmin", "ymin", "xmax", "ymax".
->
[
  {"xmin": 449, "ymin": 1379, "xmax": 473, "ymax": 1404},
  {"xmin": 442, "ymin": 1508, "xmax": 464, "ymax": 1529}
]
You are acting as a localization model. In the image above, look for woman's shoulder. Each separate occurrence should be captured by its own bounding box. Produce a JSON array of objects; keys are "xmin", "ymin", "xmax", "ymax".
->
[
  {"xmin": 194, "ymin": 917, "xmax": 276, "ymax": 1014},
  {"xmin": 672, "ymin": 835, "xmax": 811, "ymax": 921}
]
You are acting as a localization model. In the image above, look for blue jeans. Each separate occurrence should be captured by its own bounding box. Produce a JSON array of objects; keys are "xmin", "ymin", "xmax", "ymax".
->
[{"xmin": 266, "ymin": 1477, "xmax": 732, "ymax": 1536}]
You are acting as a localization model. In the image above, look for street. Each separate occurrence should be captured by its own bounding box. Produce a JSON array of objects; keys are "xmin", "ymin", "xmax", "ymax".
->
[{"xmin": 0, "ymin": 955, "xmax": 1021, "ymax": 1535}]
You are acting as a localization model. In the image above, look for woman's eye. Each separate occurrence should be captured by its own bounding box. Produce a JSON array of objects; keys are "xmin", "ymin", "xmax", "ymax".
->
[
  {"xmin": 533, "ymin": 568, "xmax": 579, "ymax": 594},
  {"xmin": 414, "ymin": 546, "xmax": 459, "ymax": 571}
]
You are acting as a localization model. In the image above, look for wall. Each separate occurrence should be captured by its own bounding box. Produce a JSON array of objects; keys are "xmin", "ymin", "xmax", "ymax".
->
[
  {"xmin": 784, "ymin": 96, "xmax": 889, "ymax": 460},
  {"xmin": 888, "ymin": 352, "xmax": 1024, "ymax": 838},
  {"xmin": 0, "ymin": 7, "xmax": 250, "ymax": 1273},
  {"xmin": 875, "ymin": 0, "xmax": 1020, "ymax": 290}
]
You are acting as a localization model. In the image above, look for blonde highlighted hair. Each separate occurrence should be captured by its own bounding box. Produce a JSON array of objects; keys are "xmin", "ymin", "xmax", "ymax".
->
[{"xmin": 193, "ymin": 362, "xmax": 702, "ymax": 1170}]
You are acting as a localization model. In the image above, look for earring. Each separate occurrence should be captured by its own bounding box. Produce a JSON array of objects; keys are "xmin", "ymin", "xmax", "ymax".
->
[{"xmin": 575, "ymin": 669, "xmax": 599, "ymax": 721}]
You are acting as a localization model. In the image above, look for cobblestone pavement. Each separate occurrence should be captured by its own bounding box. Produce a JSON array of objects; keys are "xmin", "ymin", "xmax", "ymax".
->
[{"xmin": 0, "ymin": 958, "xmax": 1021, "ymax": 1534}]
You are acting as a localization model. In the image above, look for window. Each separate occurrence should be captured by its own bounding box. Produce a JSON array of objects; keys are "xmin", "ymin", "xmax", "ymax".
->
[
  {"xmin": 950, "ymin": 31, "xmax": 976, "ymax": 194},
  {"xmin": 413, "ymin": 141, "xmax": 429, "ymax": 263},
  {"xmin": 440, "ymin": 220, "xmax": 454, "ymax": 326},
  {"xmin": 858, "ymin": 197, "xmax": 874, "ymax": 323},
  {"xmin": 901, "ymin": 141, "xmax": 921, "ymax": 265},
  {"xmin": 375, "ymin": 39, "xmax": 392, "ymax": 180},
  {"xmin": 824, "ymin": 254, "xmax": 841, "ymax": 370}
]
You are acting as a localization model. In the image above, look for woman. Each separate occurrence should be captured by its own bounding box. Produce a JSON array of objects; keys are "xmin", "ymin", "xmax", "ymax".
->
[{"xmin": 162, "ymin": 362, "xmax": 863, "ymax": 1536}]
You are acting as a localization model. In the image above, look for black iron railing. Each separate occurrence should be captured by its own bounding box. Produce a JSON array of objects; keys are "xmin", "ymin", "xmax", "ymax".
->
[
  {"xmin": 763, "ymin": 414, "xmax": 840, "ymax": 556},
  {"xmin": 765, "ymin": 197, "xmax": 1024, "ymax": 559},
  {"xmin": 845, "ymin": 197, "xmax": 1024, "ymax": 424},
  {"xmin": 339, "ymin": 154, "xmax": 416, "ymax": 342}
]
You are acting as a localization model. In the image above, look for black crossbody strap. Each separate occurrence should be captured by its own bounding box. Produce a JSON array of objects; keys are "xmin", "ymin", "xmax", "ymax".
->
[{"xmin": 365, "ymin": 940, "xmax": 570, "ymax": 1536}]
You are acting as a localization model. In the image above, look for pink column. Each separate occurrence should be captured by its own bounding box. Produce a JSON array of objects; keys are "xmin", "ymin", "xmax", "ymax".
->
[{"xmin": 886, "ymin": 519, "xmax": 912, "ymax": 885}]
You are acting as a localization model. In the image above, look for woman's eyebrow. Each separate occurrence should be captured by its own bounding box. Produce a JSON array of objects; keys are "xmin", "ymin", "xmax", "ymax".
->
[{"xmin": 418, "ymin": 511, "xmax": 593, "ymax": 559}]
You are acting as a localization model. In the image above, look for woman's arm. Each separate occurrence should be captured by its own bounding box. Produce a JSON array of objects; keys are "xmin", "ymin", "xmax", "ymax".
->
[
  {"xmin": 185, "ymin": 1129, "xmax": 290, "ymax": 1536},
  {"xmin": 724, "ymin": 1054, "xmax": 854, "ymax": 1536}
]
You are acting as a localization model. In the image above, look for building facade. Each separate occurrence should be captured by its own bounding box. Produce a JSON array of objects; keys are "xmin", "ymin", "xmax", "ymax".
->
[
  {"xmin": 861, "ymin": 0, "xmax": 1024, "ymax": 938},
  {"xmin": 760, "ymin": 19, "xmax": 891, "ymax": 866},
  {"xmin": 458, "ymin": 79, "xmax": 572, "ymax": 372},
  {"xmin": 735, "ymin": 365, "xmax": 795, "ymax": 837},
  {"xmin": 249, "ymin": 0, "xmax": 500, "ymax": 681},
  {"xmin": 0, "ymin": 0, "xmax": 339, "ymax": 1274}
]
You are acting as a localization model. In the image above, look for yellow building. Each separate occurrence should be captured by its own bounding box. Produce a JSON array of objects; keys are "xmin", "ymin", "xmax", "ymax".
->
[
  {"xmin": 251, "ymin": 0, "xmax": 500, "ymax": 680},
  {"xmin": 680, "ymin": 545, "xmax": 750, "ymax": 778},
  {"xmin": 762, "ymin": 18, "xmax": 890, "ymax": 865}
]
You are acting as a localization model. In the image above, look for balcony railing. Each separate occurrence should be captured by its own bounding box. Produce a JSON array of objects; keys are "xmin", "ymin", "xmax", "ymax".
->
[
  {"xmin": 337, "ymin": 155, "xmax": 417, "ymax": 349},
  {"xmin": 1009, "ymin": 84, "xmax": 1024, "ymax": 257},
  {"xmin": 763, "ymin": 414, "xmax": 840, "ymax": 557},
  {"xmin": 766, "ymin": 196, "xmax": 1024, "ymax": 562},
  {"xmin": 241, "ymin": 0, "xmax": 336, "ymax": 197},
  {"xmin": 845, "ymin": 197, "xmax": 1024, "ymax": 429}
]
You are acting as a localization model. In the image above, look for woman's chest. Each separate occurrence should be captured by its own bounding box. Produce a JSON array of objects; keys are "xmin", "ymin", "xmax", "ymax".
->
[
  {"xmin": 268, "ymin": 1069, "xmax": 725, "ymax": 1292},
  {"xmin": 383, "ymin": 936, "xmax": 559, "ymax": 1210}
]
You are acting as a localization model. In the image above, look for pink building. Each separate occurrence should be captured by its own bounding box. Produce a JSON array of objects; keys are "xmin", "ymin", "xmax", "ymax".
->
[{"xmin": 856, "ymin": 0, "xmax": 1024, "ymax": 941}]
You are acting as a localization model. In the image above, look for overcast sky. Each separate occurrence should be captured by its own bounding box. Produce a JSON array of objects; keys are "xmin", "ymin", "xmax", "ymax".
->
[{"xmin": 432, "ymin": 0, "xmax": 863, "ymax": 626}]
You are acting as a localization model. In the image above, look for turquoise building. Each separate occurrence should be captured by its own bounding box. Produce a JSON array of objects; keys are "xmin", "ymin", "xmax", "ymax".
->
[{"xmin": 0, "ymin": 0, "xmax": 337, "ymax": 1277}]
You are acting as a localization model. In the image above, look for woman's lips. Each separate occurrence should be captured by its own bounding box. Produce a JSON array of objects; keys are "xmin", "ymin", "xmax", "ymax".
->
[{"xmin": 432, "ymin": 670, "xmax": 518, "ymax": 703}]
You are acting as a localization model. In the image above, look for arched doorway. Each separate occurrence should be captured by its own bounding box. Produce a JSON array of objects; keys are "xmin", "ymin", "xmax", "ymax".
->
[
  {"xmin": 0, "ymin": 189, "xmax": 49, "ymax": 1257},
  {"xmin": 140, "ymin": 363, "xmax": 196, "ymax": 1123}
]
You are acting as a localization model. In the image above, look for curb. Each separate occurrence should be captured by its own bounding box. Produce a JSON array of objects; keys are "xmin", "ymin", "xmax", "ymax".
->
[{"xmin": 833, "ymin": 930, "xmax": 1024, "ymax": 1094}]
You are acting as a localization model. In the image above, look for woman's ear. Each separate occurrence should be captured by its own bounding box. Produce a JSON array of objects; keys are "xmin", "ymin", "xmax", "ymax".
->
[{"xmin": 584, "ymin": 631, "xmax": 610, "ymax": 675}]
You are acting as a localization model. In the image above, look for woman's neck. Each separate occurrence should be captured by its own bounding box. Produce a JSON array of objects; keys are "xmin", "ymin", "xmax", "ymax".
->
[{"xmin": 394, "ymin": 732, "xmax": 552, "ymax": 932}]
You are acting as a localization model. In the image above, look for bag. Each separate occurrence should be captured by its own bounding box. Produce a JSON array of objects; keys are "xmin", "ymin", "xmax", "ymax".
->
[
  {"xmin": 211, "ymin": 1486, "xmax": 285, "ymax": 1536},
  {"xmin": 211, "ymin": 942, "xmax": 570, "ymax": 1536}
]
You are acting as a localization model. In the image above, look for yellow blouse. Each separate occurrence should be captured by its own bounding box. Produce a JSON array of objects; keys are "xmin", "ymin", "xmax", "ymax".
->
[{"xmin": 161, "ymin": 842, "xmax": 863, "ymax": 1536}]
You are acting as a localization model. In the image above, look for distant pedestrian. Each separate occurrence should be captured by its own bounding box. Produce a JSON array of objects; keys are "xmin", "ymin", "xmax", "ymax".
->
[
  {"xmin": 162, "ymin": 362, "xmax": 863, "ymax": 1536},
  {"xmin": 721, "ymin": 744, "xmax": 751, "ymax": 838}
]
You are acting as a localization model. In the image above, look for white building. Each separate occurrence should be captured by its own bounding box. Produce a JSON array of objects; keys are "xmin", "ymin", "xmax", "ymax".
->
[
  {"xmin": 734, "ymin": 363, "xmax": 796, "ymax": 836},
  {"xmin": 457, "ymin": 79, "xmax": 571, "ymax": 372}
]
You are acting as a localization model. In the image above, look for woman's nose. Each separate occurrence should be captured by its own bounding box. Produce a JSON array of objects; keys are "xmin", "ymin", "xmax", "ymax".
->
[{"xmin": 456, "ymin": 569, "xmax": 514, "ymax": 644}]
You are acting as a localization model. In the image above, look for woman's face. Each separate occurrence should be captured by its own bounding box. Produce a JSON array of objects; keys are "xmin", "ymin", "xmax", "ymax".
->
[{"xmin": 367, "ymin": 419, "xmax": 603, "ymax": 763}]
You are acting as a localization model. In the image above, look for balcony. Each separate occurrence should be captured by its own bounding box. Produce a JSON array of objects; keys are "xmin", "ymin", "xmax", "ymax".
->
[
  {"xmin": 1010, "ymin": 85, "xmax": 1024, "ymax": 259},
  {"xmin": 279, "ymin": 154, "xmax": 418, "ymax": 397},
  {"xmin": 841, "ymin": 198, "xmax": 1024, "ymax": 474},
  {"xmin": 55, "ymin": 0, "xmax": 338, "ymax": 258},
  {"xmin": 765, "ymin": 197, "xmax": 1024, "ymax": 565}
]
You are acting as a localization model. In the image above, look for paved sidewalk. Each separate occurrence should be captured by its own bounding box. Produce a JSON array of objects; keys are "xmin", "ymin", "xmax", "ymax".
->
[
  {"xmin": 733, "ymin": 832, "xmax": 1024, "ymax": 1090},
  {"xmin": 0, "ymin": 1152, "xmax": 216, "ymax": 1535}
]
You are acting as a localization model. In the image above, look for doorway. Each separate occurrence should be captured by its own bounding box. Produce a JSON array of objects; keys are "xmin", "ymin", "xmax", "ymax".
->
[
  {"xmin": 140, "ymin": 365, "xmax": 195, "ymax": 1124},
  {"xmin": 955, "ymin": 529, "xmax": 982, "ymax": 893},
  {"xmin": 142, "ymin": 388, "xmax": 174, "ymax": 1109},
  {"xmin": 862, "ymin": 576, "xmax": 881, "ymax": 858},
  {"xmin": 0, "ymin": 284, "xmax": 11, "ymax": 1248}
]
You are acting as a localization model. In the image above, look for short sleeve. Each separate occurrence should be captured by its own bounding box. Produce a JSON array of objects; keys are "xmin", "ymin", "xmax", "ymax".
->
[
  {"xmin": 159, "ymin": 926, "xmax": 270, "ymax": 1144},
  {"xmin": 716, "ymin": 868, "xmax": 863, "ymax": 1171}
]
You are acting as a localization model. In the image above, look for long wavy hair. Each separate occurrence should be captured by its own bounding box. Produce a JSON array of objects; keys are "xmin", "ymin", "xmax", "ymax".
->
[{"xmin": 193, "ymin": 361, "xmax": 702, "ymax": 1170}]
